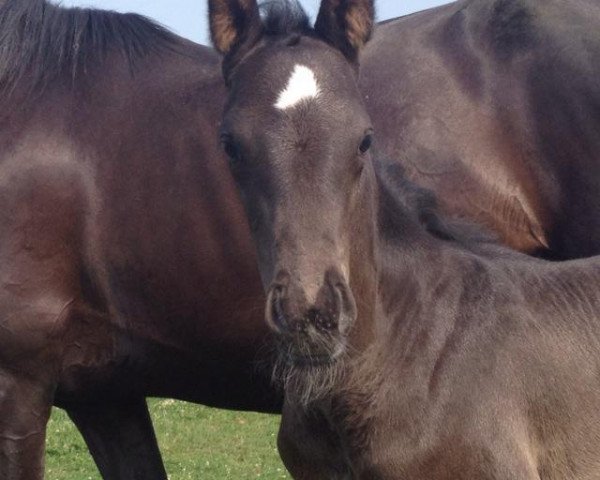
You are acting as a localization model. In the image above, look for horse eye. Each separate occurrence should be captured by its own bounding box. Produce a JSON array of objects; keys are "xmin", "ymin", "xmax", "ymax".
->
[
  {"xmin": 359, "ymin": 134, "xmax": 373, "ymax": 154},
  {"xmin": 220, "ymin": 134, "xmax": 240, "ymax": 162}
]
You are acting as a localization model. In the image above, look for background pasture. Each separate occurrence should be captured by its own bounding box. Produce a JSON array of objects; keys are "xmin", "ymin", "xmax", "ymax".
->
[{"xmin": 46, "ymin": 401, "xmax": 289, "ymax": 479}]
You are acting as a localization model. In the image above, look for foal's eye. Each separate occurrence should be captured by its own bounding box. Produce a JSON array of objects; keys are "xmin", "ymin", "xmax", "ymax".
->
[
  {"xmin": 220, "ymin": 133, "xmax": 240, "ymax": 162},
  {"xmin": 359, "ymin": 133, "xmax": 373, "ymax": 155}
]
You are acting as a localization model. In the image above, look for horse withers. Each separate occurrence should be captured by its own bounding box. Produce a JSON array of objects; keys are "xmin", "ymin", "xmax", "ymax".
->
[{"xmin": 211, "ymin": 0, "xmax": 600, "ymax": 477}]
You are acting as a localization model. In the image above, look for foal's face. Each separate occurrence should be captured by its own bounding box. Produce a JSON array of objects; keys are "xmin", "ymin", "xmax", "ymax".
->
[
  {"xmin": 210, "ymin": 0, "xmax": 375, "ymax": 368},
  {"xmin": 221, "ymin": 37, "xmax": 374, "ymax": 364}
]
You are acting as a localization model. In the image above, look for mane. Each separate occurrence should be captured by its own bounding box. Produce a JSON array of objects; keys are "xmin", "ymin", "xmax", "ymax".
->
[
  {"xmin": 374, "ymin": 158, "xmax": 498, "ymax": 248},
  {"xmin": 259, "ymin": 0, "xmax": 311, "ymax": 37},
  {"xmin": 0, "ymin": 0, "xmax": 180, "ymax": 101}
]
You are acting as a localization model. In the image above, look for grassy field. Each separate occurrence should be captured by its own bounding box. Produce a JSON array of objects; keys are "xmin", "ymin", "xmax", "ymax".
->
[{"xmin": 45, "ymin": 399, "xmax": 289, "ymax": 479}]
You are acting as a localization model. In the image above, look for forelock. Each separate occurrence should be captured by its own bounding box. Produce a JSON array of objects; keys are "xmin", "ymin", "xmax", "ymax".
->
[{"xmin": 260, "ymin": 0, "xmax": 311, "ymax": 36}]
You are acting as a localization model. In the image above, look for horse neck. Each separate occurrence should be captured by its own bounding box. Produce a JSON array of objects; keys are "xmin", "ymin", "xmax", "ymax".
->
[
  {"xmin": 329, "ymin": 168, "xmax": 457, "ymax": 424},
  {"xmin": 350, "ymin": 167, "xmax": 453, "ymax": 354},
  {"xmin": 343, "ymin": 163, "xmax": 445, "ymax": 354},
  {"xmin": 347, "ymin": 222, "xmax": 378, "ymax": 353},
  {"xmin": 375, "ymin": 235, "xmax": 449, "ymax": 333}
]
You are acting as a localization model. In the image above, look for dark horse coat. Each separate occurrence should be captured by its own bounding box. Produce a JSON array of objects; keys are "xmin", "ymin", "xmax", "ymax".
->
[
  {"xmin": 360, "ymin": 0, "xmax": 600, "ymax": 258},
  {"xmin": 210, "ymin": 0, "xmax": 600, "ymax": 478},
  {"xmin": 278, "ymin": 160, "xmax": 600, "ymax": 479}
]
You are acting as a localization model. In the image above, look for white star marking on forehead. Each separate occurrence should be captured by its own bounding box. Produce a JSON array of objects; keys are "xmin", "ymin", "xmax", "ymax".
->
[{"xmin": 275, "ymin": 64, "xmax": 321, "ymax": 110}]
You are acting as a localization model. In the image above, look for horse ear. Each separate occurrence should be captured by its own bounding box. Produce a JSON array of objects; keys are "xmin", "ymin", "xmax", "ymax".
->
[
  {"xmin": 208, "ymin": 0, "xmax": 262, "ymax": 56},
  {"xmin": 314, "ymin": 0, "xmax": 375, "ymax": 62}
]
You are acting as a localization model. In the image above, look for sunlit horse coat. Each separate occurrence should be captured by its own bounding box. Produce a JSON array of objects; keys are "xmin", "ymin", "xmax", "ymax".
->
[{"xmin": 210, "ymin": 0, "xmax": 600, "ymax": 478}]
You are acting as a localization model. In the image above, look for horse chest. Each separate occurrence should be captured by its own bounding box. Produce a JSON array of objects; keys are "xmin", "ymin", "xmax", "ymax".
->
[{"xmin": 325, "ymin": 388, "xmax": 493, "ymax": 479}]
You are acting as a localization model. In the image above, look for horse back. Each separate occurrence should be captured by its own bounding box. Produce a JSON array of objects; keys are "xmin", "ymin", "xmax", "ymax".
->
[
  {"xmin": 358, "ymin": 247, "xmax": 600, "ymax": 479},
  {"xmin": 361, "ymin": 0, "xmax": 600, "ymax": 258}
]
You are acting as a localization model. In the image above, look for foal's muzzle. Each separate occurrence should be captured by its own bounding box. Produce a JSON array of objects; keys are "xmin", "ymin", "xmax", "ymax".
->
[{"xmin": 265, "ymin": 269, "xmax": 357, "ymax": 364}]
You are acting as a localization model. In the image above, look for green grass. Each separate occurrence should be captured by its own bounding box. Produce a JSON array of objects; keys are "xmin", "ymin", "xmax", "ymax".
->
[{"xmin": 45, "ymin": 399, "xmax": 290, "ymax": 479}]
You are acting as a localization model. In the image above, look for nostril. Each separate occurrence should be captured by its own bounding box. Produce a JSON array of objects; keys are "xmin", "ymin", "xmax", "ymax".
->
[
  {"xmin": 330, "ymin": 280, "xmax": 357, "ymax": 332},
  {"xmin": 332, "ymin": 283, "xmax": 345, "ymax": 314},
  {"xmin": 268, "ymin": 285, "xmax": 287, "ymax": 332}
]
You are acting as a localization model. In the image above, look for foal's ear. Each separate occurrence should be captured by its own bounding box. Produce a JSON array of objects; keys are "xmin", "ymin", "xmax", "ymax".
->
[
  {"xmin": 208, "ymin": 0, "xmax": 262, "ymax": 56},
  {"xmin": 314, "ymin": 0, "xmax": 375, "ymax": 62}
]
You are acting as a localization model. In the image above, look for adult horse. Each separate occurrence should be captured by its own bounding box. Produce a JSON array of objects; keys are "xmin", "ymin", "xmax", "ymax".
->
[
  {"xmin": 0, "ymin": 1, "xmax": 279, "ymax": 479},
  {"xmin": 359, "ymin": 0, "xmax": 600, "ymax": 258},
  {"xmin": 210, "ymin": 0, "xmax": 600, "ymax": 477}
]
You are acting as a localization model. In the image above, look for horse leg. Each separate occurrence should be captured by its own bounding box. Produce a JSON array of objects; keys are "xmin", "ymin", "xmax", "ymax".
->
[
  {"xmin": 66, "ymin": 398, "xmax": 167, "ymax": 480},
  {"xmin": 278, "ymin": 401, "xmax": 350, "ymax": 479},
  {"xmin": 0, "ymin": 372, "xmax": 53, "ymax": 480}
]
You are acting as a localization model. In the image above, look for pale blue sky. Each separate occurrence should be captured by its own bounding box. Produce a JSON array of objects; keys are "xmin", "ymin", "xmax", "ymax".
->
[{"xmin": 55, "ymin": 0, "xmax": 450, "ymax": 45}]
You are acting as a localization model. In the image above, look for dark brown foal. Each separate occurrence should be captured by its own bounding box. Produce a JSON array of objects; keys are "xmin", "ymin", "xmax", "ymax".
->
[{"xmin": 211, "ymin": 0, "xmax": 600, "ymax": 478}]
